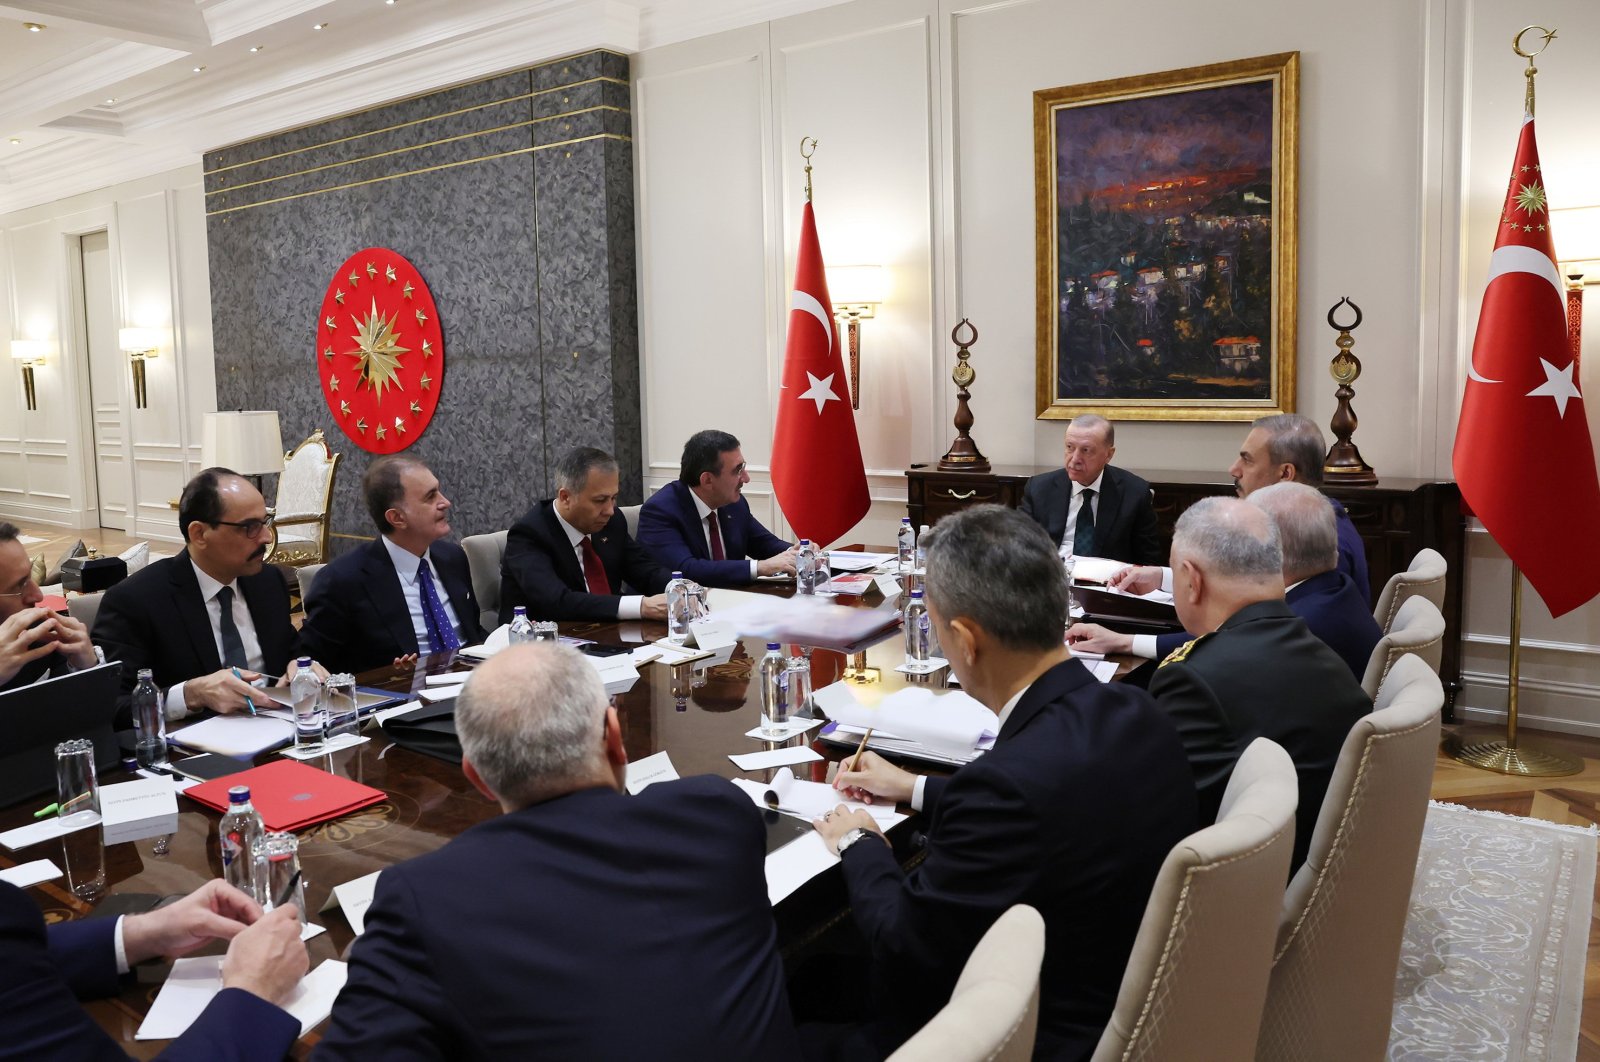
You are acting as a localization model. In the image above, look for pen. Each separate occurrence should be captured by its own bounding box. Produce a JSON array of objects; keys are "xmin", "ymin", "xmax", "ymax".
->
[
  {"xmin": 32, "ymin": 802, "xmax": 59, "ymax": 819},
  {"xmin": 274, "ymin": 869, "xmax": 302, "ymax": 910},
  {"xmin": 849, "ymin": 728, "xmax": 874, "ymax": 772},
  {"xmin": 232, "ymin": 666, "xmax": 257, "ymax": 716}
]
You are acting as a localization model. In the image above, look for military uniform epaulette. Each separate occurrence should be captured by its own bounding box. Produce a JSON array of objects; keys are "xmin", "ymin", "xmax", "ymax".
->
[{"xmin": 1158, "ymin": 631, "xmax": 1212, "ymax": 668}]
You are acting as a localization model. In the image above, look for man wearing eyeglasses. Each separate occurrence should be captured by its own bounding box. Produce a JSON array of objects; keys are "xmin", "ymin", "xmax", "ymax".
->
[
  {"xmin": 0, "ymin": 521, "xmax": 98, "ymax": 691},
  {"xmin": 94, "ymin": 468, "xmax": 307, "ymax": 727}
]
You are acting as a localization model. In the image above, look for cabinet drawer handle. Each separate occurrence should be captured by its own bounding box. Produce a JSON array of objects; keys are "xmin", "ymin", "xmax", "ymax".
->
[{"xmin": 944, "ymin": 488, "xmax": 977, "ymax": 500}]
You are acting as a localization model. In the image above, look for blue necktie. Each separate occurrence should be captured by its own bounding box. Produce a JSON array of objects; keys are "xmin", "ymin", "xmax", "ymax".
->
[{"xmin": 416, "ymin": 561, "xmax": 460, "ymax": 653}]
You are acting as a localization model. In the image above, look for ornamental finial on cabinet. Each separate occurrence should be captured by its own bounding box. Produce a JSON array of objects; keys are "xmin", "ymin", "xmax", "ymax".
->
[{"xmin": 938, "ymin": 318, "xmax": 990, "ymax": 473}]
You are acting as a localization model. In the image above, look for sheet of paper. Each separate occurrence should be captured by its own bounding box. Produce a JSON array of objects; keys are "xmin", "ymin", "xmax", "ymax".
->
[
  {"xmin": 828, "ymin": 551, "xmax": 896, "ymax": 572},
  {"xmin": 416, "ymin": 686, "xmax": 459, "ymax": 705},
  {"xmin": 0, "ymin": 814, "xmax": 95, "ymax": 852},
  {"xmin": 623, "ymin": 750, "xmax": 680, "ymax": 794},
  {"xmin": 730, "ymin": 768, "xmax": 906, "ymax": 830},
  {"xmin": 729, "ymin": 746, "xmax": 823, "ymax": 771},
  {"xmin": 137, "ymin": 957, "xmax": 348, "ymax": 1040},
  {"xmin": 373, "ymin": 700, "xmax": 424, "ymax": 726},
  {"xmin": 169, "ymin": 713, "xmax": 295, "ymax": 757},
  {"xmin": 816, "ymin": 683, "xmax": 998, "ymax": 759},
  {"xmin": 0, "ymin": 859, "xmax": 62, "ymax": 888},
  {"xmin": 1070, "ymin": 556, "xmax": 1133, "ymax": 584},
  {"xmin": 300, "ymin": 922, "xmax": 326, "ymax": 942},
  {"xmin": 1090, "ymin": 660, "xmax": 1119, "ymax": 683},
  {"xmin": 280, "ymin": 733, "xmax": 369, "ymax": 760},
  {"xmin": 873, "ymin": 573, "xmax": 902, "ymax": 596},
  {"xmin": 741, "ymin": 717, "xmax": 824, "ymax": 742},
  {"xmin": 331, "ymin": 870, "xmax": 382, "ymax": 936},
  {"xmin": 765, "ymin": 831, "xmax": 837, "ymax": 905},
  {"xmin": 423, "ymin": 673, "xmax": 470, "ymax": 687}
]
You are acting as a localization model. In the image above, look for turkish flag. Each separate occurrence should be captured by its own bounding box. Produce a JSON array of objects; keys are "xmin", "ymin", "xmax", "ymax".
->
[
  {"xmin": 1453, "ymin": 114, "xmax": 1600, "ymax": 617},
  {"xmin": 771, "ymin": 201, "xmax": 870, "ymax": 545}
]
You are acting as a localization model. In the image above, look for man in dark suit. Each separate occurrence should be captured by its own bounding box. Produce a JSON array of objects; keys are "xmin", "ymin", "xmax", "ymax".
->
[
  {"xmin": 315, "ymin": 643, "xmax": 803, "ymax": 1061},
  {"xmin": 1020, "ymin": 414, "xmax": 1163, "ymax": 564},
  {"xmin": 1146, "ymin": 496, "xmax": 1370, "ymax": 873},
  {"xmin": 500, "ymin": 447, "xmax": 670, "ymax": 623},
  {"xmin": 1067, "ymin": 482, "xmax": 1381, "ymax": 680},
  {"xmin": 637, "ymin": 429, "xmax": 796, "ymax": 587},
  {"xmin": 93, "ymin": 469, "xmax": 307, "ymax": 727},
  {"xmin": 0, "ymin": 877, "xmax": 306, "ymax": 1060},
  {"xmin": 820, "ymin": 506, "xmax": 1195, "ymax": 1060},
  {"xmin": 301, "ymin": 457, "xmax": 485, "ymax": 673},
  {"xmin": 0, "ymin": 521, "xmax": 98, "ymax": 691}
]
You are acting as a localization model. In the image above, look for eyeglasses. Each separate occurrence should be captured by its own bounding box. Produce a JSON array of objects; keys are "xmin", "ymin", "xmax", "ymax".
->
[
  {"xmin": 0, "ymin": 583, "xmax": 35, "ymax": 598},
  {"xmin": 212, "ymin": 512, "xmax": 276, "ymax": 537}
]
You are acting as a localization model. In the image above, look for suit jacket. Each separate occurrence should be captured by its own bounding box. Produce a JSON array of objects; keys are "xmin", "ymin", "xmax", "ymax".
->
[
  {"xmin": 0, "ymin": 880, "xmax": 298, "ymax": 1061},
  {"xmin": 636, "ymin": 480, "xmax": 790, "ymax": 588},
  {"xmin": 839, "ymin": 659, "xmax": 1196, "ymax": 1060},
  {"xmin": 92, "ymin": 552, "xmax": 298, "ymax": 729},
  {"xmin": 1019, "ymin": 465, "xmax": 1164, "ymax": 565},
  {"xmin": 1152, "ymin": 570, "xmax": 1382, "ymax": 680},
  {"xmin": 1329, "ymin": 498, "xmax": 1371, "ymax": 607},
  {"xmin": 1, "ymin": 648, "xmax": 72, "ymax": 692},
  {"xmin": 314, "ymin": 777, "xmax": 803, "ymax": 1061},
  {"xmin": 499, "ymin": 500, "xmax": 671, "ymax": 623},
  {"xmin": 1148, "ymin": 599, "xmax": 1371, "ymax": 873},
  {"xmin": 300, "ymin": 537, "xmax": 485, "ymax": 673}
]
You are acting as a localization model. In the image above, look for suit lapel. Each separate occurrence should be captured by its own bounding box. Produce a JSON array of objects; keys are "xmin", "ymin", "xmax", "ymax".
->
[
  {"xmin": 1095, "ymin": 470, "xmax": 1122, "ymax": 543},
  {"xmin": 430, "ymin": 544, "xmax": 478, "ymax": 638},
  {"xmin": 675, "ymin": 484, "xmax": 710, "ymax": 561},
  {"xmin": 170, "ymin": 552, "xmax": 222, "ymax": 674},
  {"xmin": 363, "ymin": 539, "xmax": 419, "ymax": 655},
  {"xmin": 539, "ymin": 503, "xmax": 586, "ymax": 591}
]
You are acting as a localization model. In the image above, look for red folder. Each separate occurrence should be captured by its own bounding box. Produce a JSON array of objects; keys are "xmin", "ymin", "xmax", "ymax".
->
[{"xmin": 185, "ymin": 759, "xmax": 386, "ymax": 831}]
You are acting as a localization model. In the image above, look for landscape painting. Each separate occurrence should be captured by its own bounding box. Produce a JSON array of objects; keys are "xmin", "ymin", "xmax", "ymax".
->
[{"xmin": 1034, "ymin": 53, "xmax": 1298, "ymax": 421}]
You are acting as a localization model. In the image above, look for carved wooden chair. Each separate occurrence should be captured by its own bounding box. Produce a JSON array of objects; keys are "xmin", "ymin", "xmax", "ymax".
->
[{"xmin": 268, "ymin": 428, "xmax": 340, "ymax": 568}]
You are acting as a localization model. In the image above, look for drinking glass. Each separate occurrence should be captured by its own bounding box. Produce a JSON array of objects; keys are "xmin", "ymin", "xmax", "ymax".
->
[{"xmin": 255, "ymin": 832, "xmax": 307, "ymax": 927}]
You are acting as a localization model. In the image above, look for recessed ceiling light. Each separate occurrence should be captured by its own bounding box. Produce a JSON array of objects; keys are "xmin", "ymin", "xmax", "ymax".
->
[
  {"xmin": 8, "ymin": 138, "xmax": 20, "ymax": 146},
  {"xmin": 104, "ymin": 97, "xmax": 117, "ymax": 104},
  {"xmin": 385, "ymin": 0, "xmax": 396, "ymax": 5},
  {"xmin": 192, "ymin": 65, "xmax": 205, "ymax": 73},
  {"xmin": 313, "ymin": 22, "xmax": 327, "ymax": 30},
  {"xmin": 23, "ymin": 22, "xmax": 44, "ymax": 32},
  {"xmin": 249, "ymin": 45, "xmax": 262, "ymax": 53}
]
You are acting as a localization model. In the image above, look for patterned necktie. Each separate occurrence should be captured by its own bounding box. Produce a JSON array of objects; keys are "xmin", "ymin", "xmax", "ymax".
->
[
  {"xmin": 581, "ymin": 537, "xmax": 612, "ymax": 595},
  {"xmin": 707, "ymin": 512, "xmax": 726, "ymax": 561},
  {"xmin": 216, "ymin": 586, "xmax": 247, "ymax": 669},
  {"xmin": 415, "ymin": 560, "xmax": 461, "ymax": 653},
  {"xmin": 1073, "ymin": 487, "xmax": 1097, "ymax": 557}
]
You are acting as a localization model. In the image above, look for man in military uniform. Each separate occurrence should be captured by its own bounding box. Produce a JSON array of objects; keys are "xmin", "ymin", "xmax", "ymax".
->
[{"xmin": 1148, "ymin": 496, "xmax": 1371, "ymax": 873}]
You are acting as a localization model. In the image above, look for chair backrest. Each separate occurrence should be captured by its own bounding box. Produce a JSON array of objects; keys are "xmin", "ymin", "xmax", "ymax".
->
[
  {"xmin": 1372, "ymin": 546, "xmax": 1447, "ymax": 631},
  {"xmin": 67, "ymin": 591, "xmax": 104, "ymax": 630},
  {"xmin": 461, "ymin": 530, "xmax": 509, "ymax": 631},
  {"xmin": 270, "ymin": 428, "xmax": 341, "ymax": 566},
  {"xmin": 1091, "ymin": 738, "xmax": 1298, "ymax": 1062},
  {"xmin": 295, "ymin": 563, "xmax": 326, "ymax": 605},
  {"xmin": 1256, "ymin": 654, "xmax": 1443, "ymax": 1062},
  {"xmin": 888, "ymin": 904, "xmax": 1047, "ymax": 1062},
  {"xmin": 1360, "ymin": 595, "xmax": 1445, "ymax": 698},
  {"xmin": 621, "ymin": 503, "xmax": 642, "ymax": 539}
]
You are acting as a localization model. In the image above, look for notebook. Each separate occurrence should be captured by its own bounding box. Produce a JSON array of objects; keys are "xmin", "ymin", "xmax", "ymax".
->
[{"xmin": 183, "ymin": 760, "xmax": 386, "ymax": 831}]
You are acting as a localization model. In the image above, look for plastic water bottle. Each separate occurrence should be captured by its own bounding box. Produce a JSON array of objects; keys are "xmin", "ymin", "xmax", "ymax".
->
[
  {"xmin": 508, "ymin": 606, "xmax": 534, "ymax": 644},
  {"xmin": 897, "ymin": 518, "xmax": 916, "ymax": 573},
  {"xmin": 218, "ymin": 785, "xmax": 265, "ymax": 901},
  {"xmin": 915, "ymin": 525, "xmax": 930, "ymax": 570},
  {"xmin": 290, "ymin": 658, "xmax": 324, "ymax": 754},
  {"xmin": 131, "ymin": 668, "xmax": 167, "ymax": 769},
  {"xmin": 666, "ymin": 572, "xmax": 691, "ymax": 644},
  {"xmin": 759, "ymin": 642, "xmax": 790, "ymax": 737},
  {"xmin": 1059, "ymin": 541, "xmax": 1077, "ymax": 613},
  {"xmin": 796, "ymin": 539, "xmax": 819, "ymax": 595},
  {"xmin": 904, "ymin": 590, "xmax": 931, "ymax": 666}
]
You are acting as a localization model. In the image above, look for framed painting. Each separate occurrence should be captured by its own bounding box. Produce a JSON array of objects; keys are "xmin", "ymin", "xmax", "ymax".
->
[{"xmin": 1034, "ymin": 52, "xmax": 1298, "ymax": 421}]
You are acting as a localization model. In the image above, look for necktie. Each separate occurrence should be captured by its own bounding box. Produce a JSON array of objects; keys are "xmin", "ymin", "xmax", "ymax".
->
[
  {"xmin": 707, "ymin": 512, "xmax": 726, "ymax": 561},
  {"xmin": 415, "ymin": 561, "xmax": 461, "ymax": 653},
  {"xmin": 581, "ymin": 537, "xmax": 612, "ymax": 595},
  {"xmin": 216, "ymin": 585, "xmax": 247, "ymax": 669},
  {"xmin": 1072, "ymin": 487, "xmax": 1097, "ymax": 557}
]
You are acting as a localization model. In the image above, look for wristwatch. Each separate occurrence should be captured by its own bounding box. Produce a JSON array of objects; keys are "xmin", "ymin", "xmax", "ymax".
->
[{"xmin": 836, "ymin": 827, "xmax": 884, "ymax": 856}]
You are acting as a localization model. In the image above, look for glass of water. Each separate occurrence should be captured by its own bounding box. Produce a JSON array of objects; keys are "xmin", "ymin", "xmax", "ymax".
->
[
  {"xmin": 323, "ymin": 673, "xmax": 360, "ymax": 741},
  {"xmin": 532, "ymin": 621, "xmax": 559, "ymax": 643},
  {"xmin": 255, "ymin": 832, "xmax": 307, "ymax": 928}
]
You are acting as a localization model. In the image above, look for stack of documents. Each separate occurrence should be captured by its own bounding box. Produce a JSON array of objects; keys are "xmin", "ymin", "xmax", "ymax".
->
[
  {"xmin": 814, "ymin": 682, "xmax": 998, "ymax": 765},
  {"xmin": 730, "ymin": 768, "xmax": 906, "ymax": 831},
  {"xmin": 708, "ymin": 594, "xmax": 900, "ymax": 652},
  {"xmin": 169, "ymin": 714, "xmax": 295, "ymax": 757},
  {"xmin": 826, "ymin": 551, "xmax": 897, "ymax": 572}
]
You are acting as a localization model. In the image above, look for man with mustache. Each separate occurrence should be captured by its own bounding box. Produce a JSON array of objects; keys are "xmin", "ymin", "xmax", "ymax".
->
[{"xmin": 95, "ymin": 468, "xmax": 307, "ymax": 728}]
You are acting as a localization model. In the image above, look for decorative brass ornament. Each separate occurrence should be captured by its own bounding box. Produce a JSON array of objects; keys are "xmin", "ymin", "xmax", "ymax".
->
[
  {"xmin": 1322, "ymin": 297, "xmax": 1376, "ymax": 484},
  {"xmin": 349, "ymin": 296, "xmax": 410, "ymax": 403},
  {"xmin": 938, "ymin": 318, "xmax": 990, "ymax": 472}
]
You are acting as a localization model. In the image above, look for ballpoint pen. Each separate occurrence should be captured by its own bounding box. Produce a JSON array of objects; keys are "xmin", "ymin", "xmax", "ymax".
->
[
  {"xmin": 849, "ymin": 728, "xmax": 874, "ymax": 772},
  {"xmin": 232, "ymin": 666, "xmax": 258, "ymax": 716},
  {"xmin": 274, "ymin": 869, "xmax": 303, "ymax": 910}
]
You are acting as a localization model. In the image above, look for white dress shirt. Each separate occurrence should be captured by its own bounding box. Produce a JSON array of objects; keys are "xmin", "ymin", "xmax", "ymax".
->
[
  {"xmin": 382, "ymin": 535, "xmax": 467, "ymax": 652},
  {"xmin": 554, "ymin": 509, "xmax": 642, "ymax": 621},
  {"xmin": 689, "ymin": 490, "xmax": 758, "ymax": 580},
  {"xmin": 909, "ymin": 682, "xmax": 1030, "ymax": 811},
  {"xmin": 164, "ymin": 559, "xmax": 265, "ymax": 720}
]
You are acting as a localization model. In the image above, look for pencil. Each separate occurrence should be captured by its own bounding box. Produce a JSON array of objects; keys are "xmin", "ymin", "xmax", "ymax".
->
[{"xmin": 849, "ymin": 729, "xmax": 874, "ymax": 772}]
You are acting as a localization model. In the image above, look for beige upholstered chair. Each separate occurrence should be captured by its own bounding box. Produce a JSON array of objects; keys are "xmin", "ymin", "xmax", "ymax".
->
[
  {"xmin": 268, "ymin": 428, "xmax": 340, "ymax": 567},
  {"xmin": 295, "ymin": 563, "xmax": 326, "ymax": 606},
  {"xmin": 1360, "ymin": 595, "xmax": 1445, "ymax": 699},
  {"xmin": 462, "ymin": 530, "xmax": 509, "ymax": 631},
  {"xmin": 1091, "ymin": 738, "xmax": 1298, "ymax": 1062},
  {"xmin": 888, "ymin": 904, "xmax": 1046, "ymax": 1062},
  {"xmin": 1372, "ymin": 547, "xmax": 1447, "ymax": 632},
  {"xmin": 67, "ymin": 591, "xmax": 104, "ymax": 631},
  {"xmin": 1256, "ymin": 654, "xmax": 1443, "ymax": 1062},
  {"xmin": 621, "ymin": 503, "xmax": 642, "ymax": 539}
]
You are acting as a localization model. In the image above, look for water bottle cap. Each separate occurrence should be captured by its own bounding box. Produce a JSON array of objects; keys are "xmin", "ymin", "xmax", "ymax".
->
[
  {"xmin": 672, "ymin": 571, "xmax": 682, "ymax": 578},
  {"xmin": 902, "ymin": 517, "xmax": 910, "ymax": 523},
  {"xmin": 799, "ymin": 539, "xmax": 810, "ymax": 545},
  {"xmin": 513, "ymin": 606, "xmax": 526, "ymax": 616},
  {"xmin": 297, "ymin": 656, "xmax": 311, "ymax": 666},
  {"xmin": 227, "ymin": 785, "xmax": 251, "ymax": 803},
  {"xmin": 136, "ymin": 668, "xmax": 153, "ymax": 680},
  {"xmin": 911, "ymin": 589, "xmax": 923, "ymax": 597},
  {"xmin": 766, "ymin": 642, "xmax": 782, "ymax": 651}
]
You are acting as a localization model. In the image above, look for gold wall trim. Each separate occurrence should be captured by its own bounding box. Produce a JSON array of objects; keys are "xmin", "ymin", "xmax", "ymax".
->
[
  {"xmin": 204, "ymin": 133, "xmax": 632, "ymax": 217},
  {"xmin": 208, "ymin": 105, "xmax": 628, "ymax": 197},
  {"xmin": 205, "ymin": 75, "xmax": 629, "ymax": 178},
  {"xmin": 329, "ymin": 531, "xmax": 377, "ymax": 542}
]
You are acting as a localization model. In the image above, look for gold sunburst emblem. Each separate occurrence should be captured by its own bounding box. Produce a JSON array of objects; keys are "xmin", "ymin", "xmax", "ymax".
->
[{"xmin": 348, "ymin": 297, "xmax": 410, "ymax": 403}]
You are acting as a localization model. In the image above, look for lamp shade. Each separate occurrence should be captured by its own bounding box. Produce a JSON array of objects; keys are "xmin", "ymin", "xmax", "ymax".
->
[
  {"xmin": 9, "ymin": 339, "xmax": 50, "ymax": 362},
  {"xmin": 202, "ymin": 411, "xmax": 284, "ymax": 476},
  {"xmin": 827, "ymin": 265, "xmax": 887, "ymax": 307},
  {"xmin": 118, "ymin": 327, "xmax": 163, "ymax": 353},
  {"xmin": 1553, "ymin": 206, "xmax": 1600, "ymax": 274}
]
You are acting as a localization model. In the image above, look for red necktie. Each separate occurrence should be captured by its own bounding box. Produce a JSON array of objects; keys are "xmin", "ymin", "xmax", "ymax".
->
[
  {"xmin": 581, "ymin": 536, "xmax": 612, "ymax": 595},
  {"xmin": 707, "ymin": 513, "xmax": 726, "ymax": 561}
]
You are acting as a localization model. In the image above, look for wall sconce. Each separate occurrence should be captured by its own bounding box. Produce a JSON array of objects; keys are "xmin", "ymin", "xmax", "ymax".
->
[
  {"xmin": 9, "ymin": 339, "xmax": 49, "ymax": 411},
  {"xmin": 118, "ymin": 327, "xmax": 163, "ymax": 409},
  {"xmin": 827, "ymin": 265, "xmax": 886, "ymax": 410},
  {"xmin": 1552, "ymin": 205, "xmax": 1600, "ymax": 371}
]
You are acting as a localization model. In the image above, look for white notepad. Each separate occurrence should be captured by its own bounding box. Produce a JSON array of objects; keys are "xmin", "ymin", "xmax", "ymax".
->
[{"xmin": 136, "ymin": 957, "xmax": 347, "ymax": 1040}]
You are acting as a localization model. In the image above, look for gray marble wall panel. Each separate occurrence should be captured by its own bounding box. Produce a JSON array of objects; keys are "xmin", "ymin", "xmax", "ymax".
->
[{"xmin": 205, "ymin": 50, "xmax": 636, "ymax": 555}]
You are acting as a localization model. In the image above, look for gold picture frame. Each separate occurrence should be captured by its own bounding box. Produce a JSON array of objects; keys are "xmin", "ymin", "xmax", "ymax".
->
[{"xmin": 1034, "ymin": 52, "xmax": 1299, "ymax": 421}]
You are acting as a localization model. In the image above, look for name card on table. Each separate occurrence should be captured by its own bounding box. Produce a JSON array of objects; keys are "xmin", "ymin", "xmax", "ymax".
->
[
  {"xmin": 687, "ymin": 616, "xmax": 740, "ymax": 651},
  {"xmin": 101, "ymin": 777, "xmax": 179, "ymax": 846}
]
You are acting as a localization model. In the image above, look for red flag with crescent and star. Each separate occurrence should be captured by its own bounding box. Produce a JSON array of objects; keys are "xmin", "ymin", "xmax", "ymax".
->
[
  {"xmin": 771, "ymin": 201, "xmax": 870, "ymax": 545},
  {"xmin": 1453, "ymin": 113, "xmax": 1600, "ymax": 617}
]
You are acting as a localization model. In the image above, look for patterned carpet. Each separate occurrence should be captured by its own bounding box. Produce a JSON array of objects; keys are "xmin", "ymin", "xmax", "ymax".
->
[{"xmin": 1389, "ymin": 801, "xmax": 1596, "ymax": 1061}]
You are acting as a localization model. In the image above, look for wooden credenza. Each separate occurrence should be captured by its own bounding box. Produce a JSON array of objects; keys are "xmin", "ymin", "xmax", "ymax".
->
[{"xmin": 905, "ymin": 464, "xmax": 1466, "ymax": 712}]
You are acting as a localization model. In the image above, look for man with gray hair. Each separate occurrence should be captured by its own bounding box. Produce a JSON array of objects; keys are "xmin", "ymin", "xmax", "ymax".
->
[
  {"xmin": 816, "ymin": 505, "xmax": 1194, "ymax": 1059},
  {"xmin": 1148, "ymin": 496, "xmax": 1369, "ymax": 873},
  {"xmin": 1020, "ymin": 414, "xmax": 1163, "ymax": 563},
  {"xmin": 317, "ymin": 644, "xmax": 803, "ymax": 1060},
  {"xmin": 500, "ymin": 446, "xmax": 670, "ymax": 622}
]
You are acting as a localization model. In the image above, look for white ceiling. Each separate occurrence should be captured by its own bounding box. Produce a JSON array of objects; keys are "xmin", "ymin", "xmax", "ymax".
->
[{"xmin": 0, "ymin": 0, "xmax": 848, "ymax": 215}]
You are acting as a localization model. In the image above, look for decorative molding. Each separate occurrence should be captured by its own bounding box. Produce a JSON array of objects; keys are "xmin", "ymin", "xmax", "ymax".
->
[{"xmin": 1462, "ymin": 633, "xmax": 1600, "ymax": 658}]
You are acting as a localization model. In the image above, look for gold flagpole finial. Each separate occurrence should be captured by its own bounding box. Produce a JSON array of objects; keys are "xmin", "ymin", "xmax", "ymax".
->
[
  {"xmin": 800, "ymin": 137, "xmax": 818, "ymax": 203},
  {"xmin": 1512, "ymin": 25, "xmax": 1557, "ymax": 116}
]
